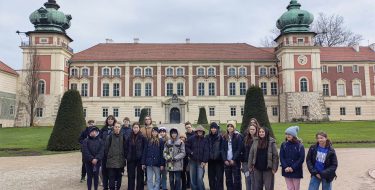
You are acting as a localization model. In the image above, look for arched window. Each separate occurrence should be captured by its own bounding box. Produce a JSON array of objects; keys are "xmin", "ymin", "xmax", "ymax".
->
[
  {"xmin": 300, "ymin": 78, "xmax": 308, "ymax": 92},
  {"xmin": 208, "ymin": 67, "xmax": 215, "ymax": 76},
  {"xmin": 134, "ymin": 68, "xmax": 142, "ymax": 76},
  {"xmin": 239, "ymin": 67, "xmax": 246, "ymax": 76},
  {"xmin": 38, "ymin": 80, "xmax": 45, "ymax": 94},
  {"xmin": 166, "ymin": 68, "xmax": 174, "ymax": 77},
  {"xmin": 197, "ymin": 68, "xmax": 205, "ymax": 76},
  {"xmin": 82, "ymin": 68, "xmax": 89, "ymax": 77},
  {"xmin": 145, "ymin": 68, "xmax": 152, "ymax": 76},
  {"xmin": 102, "ymin": 68, "xmax": 110, "ymax": 76},
  {"xmin": 176, "ymin": 68, "xmax": 184, "ymax": 76},
  {"xmin": 259, "ymin": 67, "xmax": 267, "ymax": 76},
  {"xmin": 70, "ymin": 68, "xmax": 78, "ymax": 77},
  {"xmin": 228, "ymin": 67, "xmax": 236, "ymax": 76},
  {"xmin": 113, "ymin": 68, "xmax": 121, "ymax": 76}
]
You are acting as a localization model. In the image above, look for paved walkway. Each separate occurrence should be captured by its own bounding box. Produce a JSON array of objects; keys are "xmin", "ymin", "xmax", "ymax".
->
[{"xmin": 0, "ymin": 148, "xmax": 374, "ymax": 190}]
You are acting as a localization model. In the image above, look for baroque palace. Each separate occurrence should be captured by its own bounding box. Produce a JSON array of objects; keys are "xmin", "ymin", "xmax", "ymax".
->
[{"xmin": 1, "ymin": 0, "xmax": 375, "ymax": 127}]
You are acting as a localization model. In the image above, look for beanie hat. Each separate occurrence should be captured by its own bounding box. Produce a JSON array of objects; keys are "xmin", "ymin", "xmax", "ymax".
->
[
  {"xmin": 210, "ymin": 122, "xmax": 220, "ymax": 130},
  {"xmin": 227, "ymin": 120, "xmax": 236, "ymax": 128},
  {"xmin": 89, "ymin": 126, "xmax": 100, "ymax": 133},
  {"xmin": 170, "ymin": 128, "xmax": 179, "ymax": 136},
  {"xmin": 159, "ymin": 126, "xmax": 167, "ymax": 132},
  {"xmin": 152, "ymin": 127, "xmax": 159, "ymax": 133},
  {"xmin": 285, "ymin": 126, "xmax": 299, "ymax": 138}
]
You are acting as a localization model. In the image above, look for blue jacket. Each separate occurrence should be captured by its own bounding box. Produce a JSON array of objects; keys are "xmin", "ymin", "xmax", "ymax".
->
[
  {"xmin": 82, "ymin": 135, "xmax": 104, "ymax": 163},
  {"xmin": 222, "ymin": 133, "xmax": 243, "ymax": 162},
  {"xmin": 121, "ymin": 125, "xmax": 132, "ymax": 139},
  {"xmin": 186, "ymin": 133, "xmax": 209, "ymax": 163},
  {"xmin": 142, "ymin": 139, "xmax": 166, "ymax": 167},
  {"xmin": 280, "ymin": 141, "xmax": 305, "ymax": 178}
]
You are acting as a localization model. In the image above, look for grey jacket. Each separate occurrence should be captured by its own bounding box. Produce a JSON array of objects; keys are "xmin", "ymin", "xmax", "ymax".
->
[
  {"xmin": 163, "ymin": 138, "xmax": 186, "ymax": 171},
  {"xmin": 248, "ymin": 137, "xmax": 279, "ymax": 171}
]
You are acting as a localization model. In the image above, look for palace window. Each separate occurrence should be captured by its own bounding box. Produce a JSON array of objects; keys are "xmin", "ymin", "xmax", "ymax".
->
[
  {"xmin": 259, "ymin": 67, "xmax": 267, "ymax": 76},
  {"xmin": 102, "ymin": 108, "xmax": 108, "ymax": 117},
  {"xmin": 239, "ymin": 67, "xmax": 246, "ymax": 76},
  {"xmin": 355, "ymin": 107, "xmax": 361, "ymax": 115},
  {"xmin": 337, "ymin": 83, "xmax": 345, "ymax": 96},
  {"xmin": 113, "ymin": 108, "xmax": 119, "ymax": 117},
  {"xmin": 272, "ymin": 106, "xmax": 278, "ymax": 116},
  {"xmin": 208, "ymin": 82, "xmax": 215, "ymax": 96},
  {"xmin": 240, "ymin": 82, "xmax": 247, "ymax": 95},
  {"xmin": 36, "ymin": 108, "xmax": 43, "ymax": 117},
  {"xmin": 261, "ymin": 82, "xmax": 267, "ymax": 95},
  {"xmin": 134, "ymin": 68, "xmax": 142, "ymax": 77},
  {"xmin": 326, "ymin": 107, "xmax": 331, "ymax": 116},
  {"xmin": 209, "ymin": 107, "xmax": 215, "ymax": 116},
  {"xmin": 353, "ymin": 83, "xmax": 361, "ymax": 96},
  {"xmin": 228, "ymin": 67, "xmax": 236, "ymax": 77},
  {"xmin": 340, "ymin": 107, "xmax": 346, "ymax": 115},
  {"xmin": 269, "ymin": 67, "xmax": 277, "ymax": 76},
  {"xmin": 113, "ymin": 68, "xmax": 121, "ymax": 77},
  {"xmin": 145, "ymin": 83, "xmax": 152, "ymax": 96},
  {"xmin": 271, "ymin": 82, "xmax": 278, "ymax": 95},
  {"xmin": 337, "ymin": 65, "xmax": 343, "ymax": 73},
  {"xmin": 177, "ymin": 83, "xmax": 184, "ymax": 96},
  {"xmin": 102, "ymin": 68, "xmax": 110, "ymax": 76},
  {"xmin": 145, "ymin": 68, "xmax": 152, "ymax": 77},
  {"xmin": 229, "ymin": 82, "xmax": 236, "ymax": 96},
  {"xmin": 134, "ymin": 108, "xmax": 141, "ymax": 117},
  {"xmin": 208, "ymin": 67, "xmax": 215, "ymax": 76},
  {"xmin": 82, "ymin": 68, "xmax": 89, "ymax": 77},
  {"xmin": 166, "ymin": 83, "xmax": 173, "ymax": 96},
  {"xmin": 81, "ymin": 83, "xmax": 88, "ymax": 97},
  {"xmin": 134, "ymin": 83, "xmax": 141, "ymax": 96},
  {"xmin": 38, "ymin": 80, "xmax": 45, "ymax": 94},
  {"xmin": 323, "ymin": 84, "xmax": 330, "ymax": 96},
  {"xmin": 176, "ymin": 68, "xmax": 184, "ymax": 76},
  {"xmin": 113, "ymin": 83, "xmax": 120, "ymax": 97},
  {"xmin": 102, "ymin": 83, "xmax": 109, "ymax": 96},
  {"xmin": 70, "ymin": 68, "xmax": 78, "ymax": 77},
  {"xmin": 352, "ymin": 65, "xmax": 359, "ymax": 73},
  {"xmin": 230, "ymin": 107, "xmax": 236, "ymax": 116},
  {"xmin": 70, "ymin": 83, "xmax": 77, "ymax": 90},
  {"xmin": 197, "ymin": 68, "xmax": 205, "ymax": 76},
  {"xmin": 198, "ymin": 82, "xmax": 205, "ymax": 96},
  {"xmin": 321, "ymin": 65, "xmax": 328, "ymax": 73},
  {"xmin": 300, "ymin": 78, "xmax": 308, "ymax": 92},
  {"xmin": 166, "ymin": 68, "xmax": 174, "ymax": 77}
]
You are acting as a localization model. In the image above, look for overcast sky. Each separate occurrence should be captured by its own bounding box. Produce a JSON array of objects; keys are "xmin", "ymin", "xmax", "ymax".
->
[{"xmin": 1, "ymin": 0, "xmax": 374, "ymax": 69}]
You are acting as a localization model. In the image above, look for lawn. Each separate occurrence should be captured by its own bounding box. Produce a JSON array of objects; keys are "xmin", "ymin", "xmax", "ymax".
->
[{"xmin": 1, "ymin": 121, "xmax": 375, "ymax": 157}]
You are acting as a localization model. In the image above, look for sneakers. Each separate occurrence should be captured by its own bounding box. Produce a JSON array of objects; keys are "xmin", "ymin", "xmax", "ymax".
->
[{"xmin": 80, "ymin": 176, "xmax": 86, "ymax": 183}]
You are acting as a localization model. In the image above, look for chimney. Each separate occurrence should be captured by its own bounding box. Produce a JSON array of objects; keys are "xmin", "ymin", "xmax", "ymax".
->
[
  {"xmin": 105, "ymin": 38, "xmax": 113, "ymax": 43},
  {"xmin": 133, "ymin": 38, "xmax": 140, "ymax": 44},
  {"xmin": 369, "ymin": 43, "xmax": 375, "ymax": 52},
  {"xmin": 185, "ymin": 38, "xmax": 190, "ymax": 44},
  {"xmin": 352, "ymin": 44, "xmax": 360, "ymax": 52}
]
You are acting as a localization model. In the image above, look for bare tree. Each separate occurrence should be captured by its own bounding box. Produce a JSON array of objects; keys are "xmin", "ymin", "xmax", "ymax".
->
[
  {"xmin": 260, "ymin": 28, "xmax": 280, "ymax": 47},
  {"xmin": 17, "ymin": 47, "xmax": 44, "ymax": 127},
  {"xmin": 312, "ymin": 13, "xmax": 362, "ymax": 47}
]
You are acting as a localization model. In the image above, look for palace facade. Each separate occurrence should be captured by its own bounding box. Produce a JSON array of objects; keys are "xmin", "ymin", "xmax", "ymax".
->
[{"xmin": 1, "ymin": 0, "xmax": 375, "ymax": 127}]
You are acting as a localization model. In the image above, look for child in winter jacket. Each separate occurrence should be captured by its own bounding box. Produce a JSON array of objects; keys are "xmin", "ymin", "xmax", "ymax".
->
[
  {"xmin": 82, "ymin": 126, "xmax": 104, "ymax": 190},
  {"xmin": 142, "ymin": 127, "xmax": 166, "ymax": 190},
  {"xmin": 306, "ymin": 131, "xmax": 338, "ymax": 190},
  {"xmin": 164, "ymin": 128, "xmax": 186, "ymax": 190},
  {"xmin": 280, "ymin": 126, "xmax": 305, "ymax": 190}
]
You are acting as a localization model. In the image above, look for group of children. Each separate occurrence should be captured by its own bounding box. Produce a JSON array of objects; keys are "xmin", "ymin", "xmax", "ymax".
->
[{"xmin": 79, "ymin": 116, "xmax": 338, "ymax": 190}]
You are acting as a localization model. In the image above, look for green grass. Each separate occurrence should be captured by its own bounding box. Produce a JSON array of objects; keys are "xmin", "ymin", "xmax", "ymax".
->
[
  {"xmin": 198, "ymin": 121, "xmax": 375, "ymax": 148},
  {"xmin": 0, "ymin": 126, "xmax": 76, "ymax": 157},
  {"xmin": 1, "ymin": 121, "xmax": 375, "ymax": 157}
]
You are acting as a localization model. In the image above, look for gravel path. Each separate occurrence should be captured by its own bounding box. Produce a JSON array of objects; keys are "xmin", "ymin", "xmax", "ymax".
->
[{"xmin": 0, "ymin": 148, "xmax": 374, "ymax": 190}]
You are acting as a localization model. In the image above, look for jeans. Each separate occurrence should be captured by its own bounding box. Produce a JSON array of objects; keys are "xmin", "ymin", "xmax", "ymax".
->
[
  {"xmin": 108, "ymin": 168, "xmax": 122, "ymax": 190},
  {"xmin": 161, "ymin": 168, "xmax": 168, "ymax": 189},
  {"xmin": 85, "ymin": 162, "xmax": 101, "ymax": 190},
  {"xmin": 308, "ymin": 175, "xmax": 332, "ymax": 190},
  {"xmin": 224, "ymin": 161, "xmax": 242, "ymax": 190},
  {"xmin": 147, "ymin": 166, "xmax": 161, "ymax": 190},
  {"xmin": 127, "ymin": 160, "xmax": 144, "ymax": 190},
  {"xmin": 242, "ymin": 162, "xmax": 252, "ymax": 190},
  {"xmin": 189, "ymin": 160, "xmax": 205, "ymax": 190},
  {"xmin": 169, "ymin": 171, "xmax": 182, "ymax": 190},
  {"xmin": 208, "ymin": 160, "xmax": 224, "ymax": 190}
]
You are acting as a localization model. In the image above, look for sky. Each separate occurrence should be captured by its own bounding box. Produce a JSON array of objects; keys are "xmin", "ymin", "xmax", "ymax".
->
[{"xmin": 0, "ymin": 0, "xmax": 374, "ymax": 69}]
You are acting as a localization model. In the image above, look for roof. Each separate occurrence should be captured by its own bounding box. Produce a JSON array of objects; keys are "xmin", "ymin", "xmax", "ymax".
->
[
  {"xmin": 0, "ymin": 60, "xmax": 18, "ymax": 76},
  {"xmin": 71, "ymin": 43, "xmax": 276, "ymax": 62},
  {"xmin": 320, "ymin": 47, "xmax": 375, "ymax": 62}
]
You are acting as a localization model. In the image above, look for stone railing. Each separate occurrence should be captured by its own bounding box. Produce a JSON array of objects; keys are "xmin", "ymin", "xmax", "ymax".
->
[{"xmin": 20, "ymin": 41, "xmax": 74, "ymax": 53}]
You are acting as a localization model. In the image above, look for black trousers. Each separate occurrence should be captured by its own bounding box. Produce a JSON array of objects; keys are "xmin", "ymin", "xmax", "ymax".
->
[
  {"xmin": 208, "ymin": 160, "xmax": 224, "ymax": 190},
  {"xmin": 108, "ymin": 168, "xmax": 122, "ymax": 190},
  {"xmin": 224, "ymin": 161, "xmax": 242, "ymax": 190},
  {"xmin": 181, "ymin": 161, "xmax": 190, "ymax": 190},
  {"xmin": 85, "ymin": 162, "xmax": 100, "ymax": 190},
  {"xmin": 82, "ymin": 157, "xmax": 87, "ymax": 178},
  {"xmin": 127, "ymin": 160, "xmax": 144, "ymax": 190},
  {"xmin": 102, "ymin": 160, "xmax": 109, "ymax": 190}
]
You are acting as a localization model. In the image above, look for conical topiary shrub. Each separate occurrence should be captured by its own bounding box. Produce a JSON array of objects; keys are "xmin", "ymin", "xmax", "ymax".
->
[
  {"xmin": 241, "ymin": 85, "xmax": 274, "ymax": 137},
  {"xmin": 139, "ymin": 108, "xmax": 148, "ymax": 126},
  {"xmin": 47, "ymin": 90, "xmax": 85, "ymax": 151},
  {"xmin": 197, "ymin": 107, "xmax": 208, "ymax": 125}
]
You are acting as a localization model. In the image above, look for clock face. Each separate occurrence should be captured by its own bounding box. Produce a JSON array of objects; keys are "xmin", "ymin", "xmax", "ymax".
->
[{"xmin": 298, "ymin": 55, "xmax": 308, "ymax": 65}]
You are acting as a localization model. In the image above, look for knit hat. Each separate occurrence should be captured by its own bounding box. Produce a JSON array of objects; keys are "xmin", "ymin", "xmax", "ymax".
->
[
  {"xmin": 210, "ymin": 122, "xmax": 220, "ymax": 130},
  {"xmin": 159, "ymin": 126, "xmax": 167, "ymax": 132},
  {"xmin": 196, "ymin": 125, "xmax": 205, "ymax": 131},
  {"xmin": 170, "ymin": 128, "xmax": 179, "ymax": 136},
  {"xmin": 285, "ymin": 126, "xmax": 299, "ymax": 138},
  {"xmin": 227, "ymin": 120, "xmax": 236, "ymax": 128},
  {"xmin": 152, "ymin": 127, "xmax": 159, "ymax": 133},
  {"xmin": 89, "ymin": 126, "xmax": 100, "ymax": 133}
]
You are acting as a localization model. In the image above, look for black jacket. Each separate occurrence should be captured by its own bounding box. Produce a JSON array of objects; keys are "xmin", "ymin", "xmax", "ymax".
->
[
  {"xmin": 100, "ymin": 125, "xmax": 113, "ymax": 140},
  {"xmin": 206, "ymin": 132, "xmax": 224, "ymax": 161},
  {"xmin": 121, "ymin": 125, "xmax": 132, "ymax": 139},
  {"xmin": 82, "ymin": 135, "xmax": 104, "ymax": 163},
  {"xmin": 186, "ymin": 134, "xmax": 209, "ymax": 163},
  {"xmin": 125, "ymin": 132, "xmax": 147, "ymax": 162},
  {"xmin": 79, "ymin": 127, "xmax": 92, "ymax": 145},
  {"xmin": 222, "ymin": 133, "xmax": 243, "ymax": 162},
  {"xmin": 241, "ymin": 137, "xmax": 255, "ymax": 163},
  {"xmin": 306, "ymin": 144, "xmax": 338, "ymax": 182}
]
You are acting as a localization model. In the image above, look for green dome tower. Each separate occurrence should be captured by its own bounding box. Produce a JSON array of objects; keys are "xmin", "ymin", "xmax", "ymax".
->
[{"xmin": 276, "ymin": 0, "xmax": 314, "ymax": 34}]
